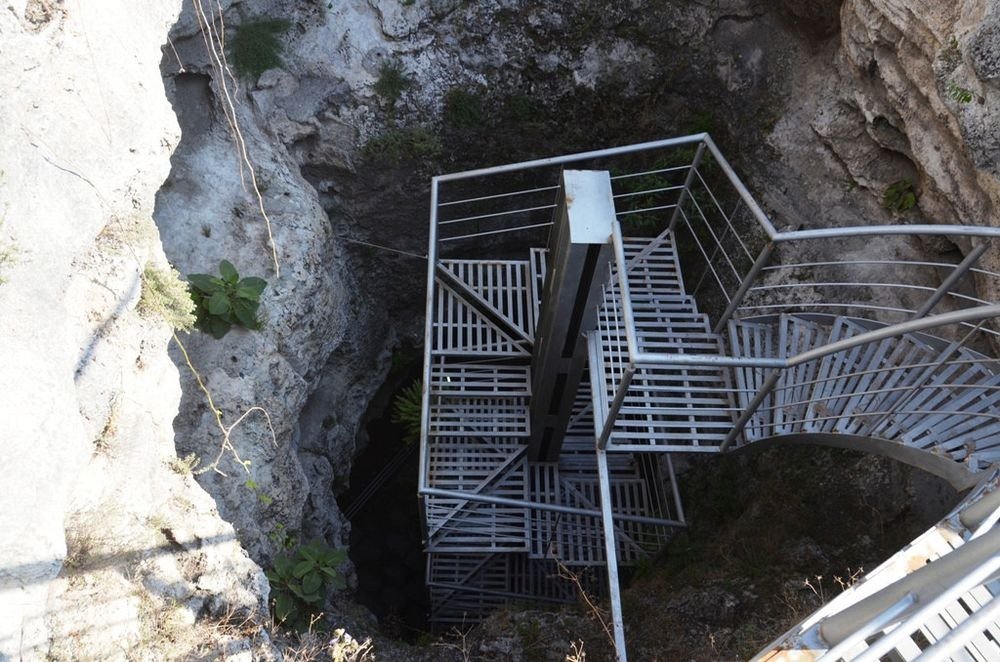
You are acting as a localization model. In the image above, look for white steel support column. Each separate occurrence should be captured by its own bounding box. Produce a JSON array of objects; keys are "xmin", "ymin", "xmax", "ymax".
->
[{"xmin": 529, "ymin": 170, "xmax": 615, "ymax": 461}]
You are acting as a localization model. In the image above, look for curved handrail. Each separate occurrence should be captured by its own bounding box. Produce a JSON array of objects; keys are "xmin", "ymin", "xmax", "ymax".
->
[
  {"xmin": 786, "ymin": 304, "xmax": 1000, "ymax": 366},
  {"xmin": 772, "ymin": 224, "xmax": 1000, "ymax": 242},
  {"xmin": 634, "ymin": 304, "xmax": 1000, "ymax": 371},
  {"xmin": 717, "ymin": 304, "xmax": 1000, "ymax": 452}
]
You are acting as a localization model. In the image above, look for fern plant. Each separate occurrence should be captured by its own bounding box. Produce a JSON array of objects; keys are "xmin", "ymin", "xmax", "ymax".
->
[
  {"xmin": 187, "ymin": 260, "xmax": 267, "ymax": 338},
  {"xmin": 391, "ymin": 380, "xmax": 423, "ymax": 445}
]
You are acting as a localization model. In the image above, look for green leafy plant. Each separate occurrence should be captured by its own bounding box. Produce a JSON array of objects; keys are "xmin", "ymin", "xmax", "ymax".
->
[
  {"xmin": 266, "ymin": 538, "xmax": 347, "ymax": 632},
  {"xmin": 391, "ymin": 380, "xmax": 423, "ymax": 444},
  {"xmin": 443, "ymin": 87, "xmax": 484, "ymax": 128},
  {"xmin": 363, "ymin": 127, "xmax": 441, "ymax": 164},
  {"xmin": 373, "ymin": 59, "xmax": 410, "ymax": 109},
  {"xmin": 138, "ymin": 264, "xmax": 196, "ymax": 331},
  {"xmin": 231, "ymin": 19, "xmax": 291, "ymax": 80},
  {"xmin": 883, "ymin": 179, "xmax": 918, "ymax": 212},
  {"xmin": 946, "ymin": 82, "xmax": 974, "ymax": 104},
  {"xmin": 187, "ymin": 260, "xmax": 267, "ymax": 338}
]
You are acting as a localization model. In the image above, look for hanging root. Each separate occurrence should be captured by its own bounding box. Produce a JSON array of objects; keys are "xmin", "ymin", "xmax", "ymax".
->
[
  {"xmin": 190, "ymin": 0, "xmax": 281, "ymax": 277},
  {"xmin": 171, "ymin": 331, "xmax": 277, "ymax": 476}
]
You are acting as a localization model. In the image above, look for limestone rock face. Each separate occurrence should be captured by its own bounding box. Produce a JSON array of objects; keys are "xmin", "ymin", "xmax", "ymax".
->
[
  {"xmin": 831, "ymin": 0, "xmax": 1000, "ymax": 231},
  {"xmin": 0, "ymin": 2, "xmax": 270, "ymax": 658}
]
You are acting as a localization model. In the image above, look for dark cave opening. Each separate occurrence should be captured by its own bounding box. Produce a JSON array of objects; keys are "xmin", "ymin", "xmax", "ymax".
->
[{"xmin": 336, "ymin": 360, "xmax": 429, "ymax": 641}]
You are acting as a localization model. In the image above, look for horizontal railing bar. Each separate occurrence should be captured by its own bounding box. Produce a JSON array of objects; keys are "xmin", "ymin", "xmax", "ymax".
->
[
  {"xmin": 786, "ymin": 305, "xmax": 1000, "ymax": 366},
  {"xmin": 748, "ymin": 282, "xmax": 938, "ymax": 293},
  {"xmin": 439, "ymin": 222, "xmax": 554, "ymax": 242},
  {"xmin": 768, "ymin": 407, "xmax": 1000, "ymax": 428},
  {"xmin": 420, "ymin": 487, "xmax": 684, "ymax": 527},
  {"xmin": 634, "ymin": 352, "xmax": 787, "ymax": 368},
  {"xmin": 438, "ymin": 184, "xmax": 560, "ymax": 207},
  {"xmin": 433, "ymin": 134, "xmax": 708, "ymax": 182},
  {"xmin": 758, "ymin": 381, "xmax": 1000, "ymax": 414},
  {"xmin": 773, "ymin": 224, "xmax": 1000, "ymax": 242},
  {"xmin": 633, "ymin": 306, "xmax": 1000, "ymax": 370},
  {"xmin": 612, "ymin": 184, "xmax": 686, "ymax": 200},
  {"xmin": 762, "ymin": 357, "xmax": 1000, "ymax": 394},
  {"xmin": 739, "ymin": 303, "xmax": 916, "ymax": 314},
  {"xmin": 615, "ymin": 203, "xmax": 678, "ymax": 217},
  {"xmin": 762, "ymin": 259, "xmax": 965, "ymax": 271},
  {"xmin": 438, "ymin": 203, "xmax": 557, "ymax": 225},
  {"xmin": 969, "ymin": 266, "xmax": 1000, "ymax": 279},
  {"xmin": 609, "ymin": 164, "xmax": 691, "ymax": 181}
]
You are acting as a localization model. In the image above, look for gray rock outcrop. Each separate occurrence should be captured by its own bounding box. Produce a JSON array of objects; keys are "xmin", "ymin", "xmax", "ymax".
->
[{"xmin": 0, "ymin": 2, "xmax": 270, "ymax": 658}]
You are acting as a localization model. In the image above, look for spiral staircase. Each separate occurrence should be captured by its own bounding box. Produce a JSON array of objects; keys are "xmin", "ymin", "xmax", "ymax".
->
[{"xmin": 418, "ymin": 135, "xmax": 1000, "ymax": 660}]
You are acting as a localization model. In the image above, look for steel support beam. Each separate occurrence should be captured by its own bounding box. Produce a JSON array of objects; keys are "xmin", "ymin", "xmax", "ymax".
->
[
  {"xmin": 910, "ymin": 243, "xmax": 988, "ymax": 320},
  {"xmin": 529, "ymin": 170, "xmax": 615, "ymax": 461}
]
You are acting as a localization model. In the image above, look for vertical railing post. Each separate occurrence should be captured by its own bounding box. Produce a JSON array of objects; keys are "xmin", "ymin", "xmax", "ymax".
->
[
  {"xmin": 910, "ymin": 243, "xmax": 988, "ymax": 320},
  {"xmin": 711, "ymin": 242, "xmax": 775, "ymax": 334},
  {"xmin": 720, "ymin": 368, "xmax": 782, "ymax": 451},
  {"xmin": 667, "ymin": 141, "xmax": 706, "ymax": 234},
  {"xmin": 417, "ymin": 178, "xmax": 440, "ymax": 542},
  {"xmin": 596, "ymin": 447, "xmax": 629, "ymax": 661}
]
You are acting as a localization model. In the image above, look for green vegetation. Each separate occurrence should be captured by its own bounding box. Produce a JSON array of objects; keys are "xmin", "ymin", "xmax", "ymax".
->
[
  {"xmin": 138, "ymin": 264, "xmax": 197, "ymax": 331},
  {"xmin": 883, "ymin": 179, "xmax": 918, "ymax": 212},
  {"xmin": 266, "ymin": 538, "xmax": 347, "ymax": 632},
  {"xmin": 231, "ymin": 19, "xmax": 291, "ymax": 80},
  {"xmin": 373, "ymin": 59, "xmax": 411, "ymax": 109},
  {"xmin": 363, "ymin": 126, "xmax": 441, "ymax": 164},
  {"xmin": 503, "ymin": 94, "xmax": 537, "ymax": 124},
  {"xmin": 946, "ymin": 82, "xmax": 974, "ymax": 104},
  {"xmin": 187, "ymin": 260, "xmax": 267, "ymax": 338},
  {"xmin": 938, "ymin": 35, "xmax": 962, "ymax": 71},
  {"xmin": 391, "ymin": 380, "xmax": 422, "ymax": 444},
  {"xmin": 443, "ymin": 87, "xmax": 484, "ymax": 128},
  {"xmin": 244, "ymin": 478, "xmax": 274, "ymax": 506},
  {"xmin": 169, "ymin": 452, "xmax": 201, "ymax": 475}
]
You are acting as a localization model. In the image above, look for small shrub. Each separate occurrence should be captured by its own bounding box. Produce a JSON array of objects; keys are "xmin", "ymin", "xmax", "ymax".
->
[
  {"xmin": 883, "ymin": 179, "xmax": 918, "ymax": 212},
  {"xmin": 443, "ymin": 87, "xmax": 484, "ymax": 128},
  {"xmin": 169, "ymin": 453, "xmax": 201, "ymax": 475},
  {"xmin": 231, "ymin": 19, "xmax": 291, "ymax": 80},
  {"xmin": 391, "ymin": 380, "xmax": 422, "ymax": 444},
  {"xmin": 373, "ymin": 59, "xmax": 410, "ymax": 108},
  {"xmin": 363, "ymin": 127, "xmax": 441, "ymax": 164},
  {"xmin": 266, "ymin": 538, "xmax": 347, "ymax": 632},
  {"xmin": 187, "ymin": 260, "xmax": 267, "ymax": 338},
  {"xmin": 139, "ymin": 264, "xmax": 197, "ymax": 331},
  {"xmin": 946, "ymin": 82, "xmax": 974, "ymax": 104}
]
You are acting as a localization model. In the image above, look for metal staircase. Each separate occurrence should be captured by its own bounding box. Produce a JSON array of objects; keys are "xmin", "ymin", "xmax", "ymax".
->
[{"xmin": 417, "ymin": 135, "xmax": 1000, "ymax": 660}]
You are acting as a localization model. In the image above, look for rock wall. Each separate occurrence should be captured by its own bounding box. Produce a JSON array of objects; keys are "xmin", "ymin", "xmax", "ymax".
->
[
  {"xmin": 2, "ymin": 0, "xmax": 997, "ymax": 657},
  {"xmin": 800, "ymin": 0, "xmax": 1000, "ymax": 240},
  {"xmin": 0, "ymin": 2, "xmax": 269, "ymax": 658}
]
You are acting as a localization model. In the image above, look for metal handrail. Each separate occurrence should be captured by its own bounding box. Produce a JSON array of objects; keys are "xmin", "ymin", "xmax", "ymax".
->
[{"xmin": 718, "ymin": 304, "xmax": 1000, "ymax": 451}]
